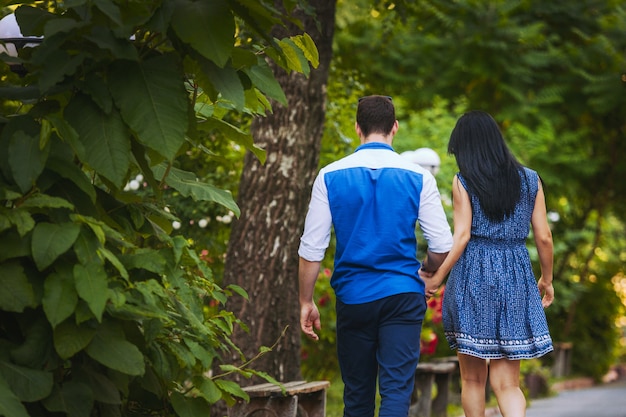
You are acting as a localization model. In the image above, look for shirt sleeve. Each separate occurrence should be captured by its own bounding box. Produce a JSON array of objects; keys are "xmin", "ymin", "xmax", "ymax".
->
[
  {"xmin": 298, "ymin": 172, "xmax": 332, "ymax": 261},
  {"xmin": 418, "ymin": 173, "xmax": 453, "ymax": 253}
]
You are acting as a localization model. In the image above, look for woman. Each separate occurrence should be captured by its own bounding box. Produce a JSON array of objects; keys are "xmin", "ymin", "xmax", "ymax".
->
[{"xmin": 422, "ymin": 111, "xmax": 555, "ymax": 417}]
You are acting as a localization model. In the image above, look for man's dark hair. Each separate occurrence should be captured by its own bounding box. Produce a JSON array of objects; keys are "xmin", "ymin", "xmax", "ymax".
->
[{"xmin": 356, "ymin": 95, "xmax": 395, "ymax": 137}]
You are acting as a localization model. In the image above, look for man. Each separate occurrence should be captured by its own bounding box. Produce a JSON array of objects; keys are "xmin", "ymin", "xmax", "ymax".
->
[{"xmin": 298, "ymin": 95, "xmax": 453, "ymax": 417}]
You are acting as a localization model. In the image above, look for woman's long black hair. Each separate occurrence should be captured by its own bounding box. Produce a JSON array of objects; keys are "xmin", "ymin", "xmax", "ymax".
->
[{"xmin": 448, "ymin": 111, "xmax": 523, "ymax": 222}]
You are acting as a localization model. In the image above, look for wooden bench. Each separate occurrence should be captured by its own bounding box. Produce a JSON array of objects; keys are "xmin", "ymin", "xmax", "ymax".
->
[
  {"xmin": 552, "ymin": 342, "xmax": 573, "ymax": 378},
  {"xmin": 229, "ymin": 380, "xmax": 330, "ymax": 417},
  {"xmin": 410, "ymin": 361, "xmax": 457, "ymax": 417}
]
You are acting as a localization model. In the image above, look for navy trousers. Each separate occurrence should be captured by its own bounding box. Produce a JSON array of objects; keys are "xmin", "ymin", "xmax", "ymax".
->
[{"xmin": 336, "ymin": 292, "xmax": 426, "ymax": 417}]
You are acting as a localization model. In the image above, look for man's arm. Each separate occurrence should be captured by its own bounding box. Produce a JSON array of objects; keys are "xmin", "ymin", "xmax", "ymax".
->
[
  {"xmin": 421, "ymin": 250, "xmax": 449, "ymax": 273},
  {"xmin": 299, "ymin": 257, "xmax": 322, "ymax": 340}
]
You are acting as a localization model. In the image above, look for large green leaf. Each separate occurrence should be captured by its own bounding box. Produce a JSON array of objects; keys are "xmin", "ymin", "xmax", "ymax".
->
[
  {"xmin": 195, "ymin": 377, "xmax": 221, "ymax": 404},
  {"xmin": 171, "ymin": 391, "xmax": 212, "ymax": 417},
  {"xmin": 0, "ymin": 261, "xmax": 36, "ymax": 312},
  {"xmin": 41, "ymin": 380, "xmax": 93, "ymax": 417},
  {"xmin": 108, "ymin": 55, "xmax": 188, "ymax": 161},
  {"xmin": 32, "ymin": 222, "xmax": 81, "ymax": 271},
  {"xmin": 196, "ymin": 58, "xmax": 245, "ymax": 110},
  {"xmin": 43, "ymin": 269, "xmax": 79, "ymax": 328},
  {"xmin": 36, "ymin": 50, "xmax": 86, "ymax": 93},
  {"xmin": 153, "ymin": 164, "xmax": 240, "ymax": 216},
  {"xmin": 85, "ymin": 321, "xmax": 145, "ymax": 376},
  {"xmin": 171, "ymin": 0, "xmax": 234, "ymax": 67},
  {"xmin": 65, "ymin": 94, "xmax": 131, "ymax": 188},
  {"xmin": 0, "ymin": 375, "xmax": 29, "ymax": 417},
  {"xmin": 9, "ymin": 130, "xmax": 50, "ymax": 194},
  {"xmin": 0, "ymin": 361, "xmax": 53, "ymax": 402},
  {"xmin": 53, "ymin": 320, "xmax": 96, "ymax": 360},
  {"xmin": 77, "ymin": 368, "xmax": 121, "ymax": 405},
  {"xmin": 242, "ymin": 57, "xmax": 288, "ymax": 105},
  {"xmin": 74, "ymin": 263, "xmax": 109, "ymax": 321}
]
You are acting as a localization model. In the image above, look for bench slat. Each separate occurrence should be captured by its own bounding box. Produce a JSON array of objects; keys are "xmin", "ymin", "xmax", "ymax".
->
[{"xmin": 242, "ymin": 380, "xmax": 330, "ymax": 398}]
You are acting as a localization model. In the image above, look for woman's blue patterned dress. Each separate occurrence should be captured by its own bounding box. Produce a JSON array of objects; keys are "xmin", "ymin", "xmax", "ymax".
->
[{"xmin": 442, "ymin": 167, "xmax": 553, "ymax": 359}]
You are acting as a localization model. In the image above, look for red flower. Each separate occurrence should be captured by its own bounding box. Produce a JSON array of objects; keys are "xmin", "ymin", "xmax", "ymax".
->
[
  {"xmin": 318, "ymin": 294, "xmax": 331, "ymax": 307},
  {"xmin": 420, "ymin": 332, "xmax": 438, "ymax": 355}
]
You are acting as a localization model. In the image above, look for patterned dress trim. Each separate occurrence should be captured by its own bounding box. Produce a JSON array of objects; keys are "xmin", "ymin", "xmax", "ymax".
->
[{"xmin": 445, "ymin": 331, "xmax": 554, "ymax": 360}]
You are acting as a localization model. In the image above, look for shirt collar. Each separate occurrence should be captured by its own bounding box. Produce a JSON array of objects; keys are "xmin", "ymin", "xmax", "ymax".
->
[{"xmin": 355, "ymin": 142, "xmax": 394, "ymax": 153}]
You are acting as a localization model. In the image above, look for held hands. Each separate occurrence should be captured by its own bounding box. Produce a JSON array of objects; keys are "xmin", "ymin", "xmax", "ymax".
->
[
  {"xmin": 300, "ymin": 301, "xmax": 321, "ymax": 341},
  {"xmin": 538, "ymin": 276, "xmax": 554, "ymax": 308},
  {"xmin": 420, "ymin": 268, "xmax": 444, "ymax": 299}
]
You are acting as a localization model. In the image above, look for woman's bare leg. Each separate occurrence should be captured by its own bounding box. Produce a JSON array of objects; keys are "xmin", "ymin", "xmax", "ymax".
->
[
  {"xmin": 489, "ymin": 358, "xmax": 526, "ymax": 417},
  {"xmin": 457, "ymin": 353, "xmax": 488, "ymax": 417}
]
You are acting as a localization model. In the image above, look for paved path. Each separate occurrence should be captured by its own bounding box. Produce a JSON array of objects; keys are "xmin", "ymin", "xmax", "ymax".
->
[{"xmin": 488, "ymin": 377, "xmax": 626, "ymax": 417}]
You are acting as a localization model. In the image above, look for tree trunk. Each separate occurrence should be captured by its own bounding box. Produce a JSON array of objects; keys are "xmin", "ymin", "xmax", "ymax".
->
[{"xmin": 222, "ymin": 0, "xmax": 336, "ymax": 385}]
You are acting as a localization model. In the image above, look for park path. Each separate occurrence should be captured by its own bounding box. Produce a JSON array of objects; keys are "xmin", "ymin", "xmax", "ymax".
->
[{"xmin": 485, "ymin": 375, "xmax": 626, "ymax": 417}]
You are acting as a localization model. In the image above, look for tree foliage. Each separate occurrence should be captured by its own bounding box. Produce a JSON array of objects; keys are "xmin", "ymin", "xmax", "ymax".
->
[{"xmin": 0, "ymin": 0, "xmax": 318, "ymax": 415}]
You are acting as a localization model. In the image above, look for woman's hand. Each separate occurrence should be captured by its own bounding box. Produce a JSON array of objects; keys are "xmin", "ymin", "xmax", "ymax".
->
[
  {"xmin": 537, "ymin": 276, "xmax": 554, "ymax": 308},
  {"xmin": 420, "ymin": 268, "xmax": 443, "ymax": 298}
]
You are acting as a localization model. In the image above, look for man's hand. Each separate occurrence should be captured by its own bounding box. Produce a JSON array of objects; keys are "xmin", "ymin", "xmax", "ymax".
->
[{"xmin": 300, "ymin": 302, "xmax": 321, "ymax": 341}]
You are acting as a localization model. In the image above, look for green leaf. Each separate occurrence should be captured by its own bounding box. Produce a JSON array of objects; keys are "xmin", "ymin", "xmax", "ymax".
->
[
  {"xmin": 72, "ymin": 228, "xmax": 103, "ymax": 267},
  {"xmin": 199, "ymin": 117, "xmax": 265, "ymax": 164},
  {"xmin": 85, "ymin": 321, "xmax": 145, "ymax": 376},
  {"xmin": 214, "ymin": 378, "xmax": 249, "ymax": 401},
  {"xmin": 171, "ymin": 391, "xmax": 212, "ymax": 417},
  {"xmin": 276, "ymin": 37, "xmax": 309, "ymax": 75},
  {"xmin": 9, "ymin": 130, "xmax": 50, "ymax": 194},
  {"xmin": 43, "ymin": 269, "xmax": 79, "ymax": 328},
  {"xmin": 166, "ymin": 340, "xmax": 197, "ymax": 368},
  {"xmin": 171, "ymin": 0, "xmax": 234, "ymax": 67},
  {"xmin": 0, "ymin": 207, "xmax": 35, "ymax": 237},
  {"xmin": 197, "ymin": 58, "xmax": 245, "ymax": 110},
  {"xmin": 196, "ymin": 377, "xmax": 222, "ymax": 404},
  {"xmin": 0, "ymin": 261, "xmax": 36, "ymax": 312},
  {"xmin": 85, "ymin": 27, "xmax": 138, "ymax": 61},
  {"xmin": 20, "ymin": 193, "xmax": 74, "ymax": 210},
  {"xmin": 0, "ymin": 375, "xmax": 29, "ymax": 417},
  {"xmin": 41, "ymin": 380, "xmax": 93, "ymax": 417},
  {"xmin": 46, "ymin": 157, "xmax": 97, "ymax": 203},
  {"xmin": 227, "ymin": 284, "xmax": 249, "ymax": 300},
  {"xmin": 153, "ymin": 164, "xmax": 240, "ymax": 216},
  {"xmin": 36, "ymin": 49, "xmax": 86, "ymax": 93},
  {"xmin": 120, "ymin": 249, "xmax": 166, "ymax": 274},
  {"xmin": 78, "ymin": 368, "xmax": 121, "ymax": 405},
  {"xmin": 53, "ymin": 320, "xmax": 96, "ymax": 360},
  {"xmin": 108, "ymin": 55, "xmax": 188, "ymax": 161},
  {"xmin": 10, "ymin": 316, "xmax": 52, "ymax": 369},
  {"xmin": 0, "ymin": 230, "xmax": 31, "ymax": 262},
  {"xmin": 65, "ymin": 94, "xmax": 131, "ymax": 188},
  {"xmin": 292, "ymin": 33, "xmax": 319, "ymax": 68},
  {"xmin": 0, "ymin": 361, "xmax": 53, "ymax": 402},
  {"xmin": 32, "ymin": 222, "xmax": 81, "ymax": 271},
  {"xmin": 74, "ymin": 263, "xmax": 109, "ymax": 321},
  {"xmin": 243, "ymin": 58, "xmax": 287, "ymax": 105},
  {"xmin": 99, "ymin": 247, "xmax": 129, "ymax": 280}
]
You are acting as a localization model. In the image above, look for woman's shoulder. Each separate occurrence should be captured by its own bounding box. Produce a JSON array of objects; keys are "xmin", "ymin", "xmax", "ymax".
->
[{"xmin": 521, "ymin": 166, "xmax": 539, "ymax": 180}]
